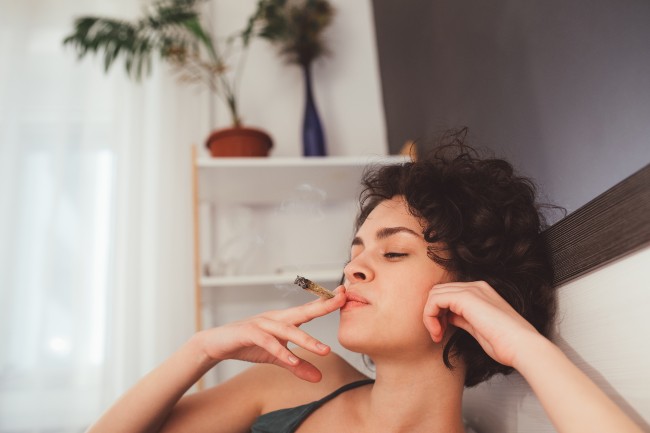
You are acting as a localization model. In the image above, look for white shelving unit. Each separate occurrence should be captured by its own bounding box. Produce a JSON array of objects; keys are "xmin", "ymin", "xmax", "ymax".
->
[
  {"xmin": 196, "ymin": 155, "xmax": 407, "ymax": 204},
  {"xmin": 191, "ymin": 151, "xmax": 408, "ymax": 332}
]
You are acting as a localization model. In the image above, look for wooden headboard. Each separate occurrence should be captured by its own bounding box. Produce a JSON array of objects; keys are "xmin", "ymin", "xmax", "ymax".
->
[{"xmin": 463, "ymin": 164, "xmax": 650, "ymax": 432}]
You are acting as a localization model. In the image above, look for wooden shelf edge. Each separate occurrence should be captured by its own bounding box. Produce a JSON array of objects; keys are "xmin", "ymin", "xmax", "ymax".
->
[{"xmin": 196, "ymin": 154, "xmax": 409, "ymax": 168}]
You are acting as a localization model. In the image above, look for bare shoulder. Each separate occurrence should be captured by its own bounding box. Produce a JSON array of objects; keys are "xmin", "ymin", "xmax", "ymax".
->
[
  {"xmin": 163, "ymin": 350, "xmax": 368, "ymax": 431},
  {"xmin": 255, "ymin": 348, "xmax": 370, "ymax": 413}
]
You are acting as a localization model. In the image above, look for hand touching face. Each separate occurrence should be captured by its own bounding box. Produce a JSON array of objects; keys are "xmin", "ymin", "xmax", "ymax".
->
[{"xmin": 423, "ymin": 280, "xmax": 541, "ymax": 368}]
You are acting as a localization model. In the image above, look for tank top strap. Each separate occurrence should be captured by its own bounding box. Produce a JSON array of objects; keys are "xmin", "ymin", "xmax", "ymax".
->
[
  {"xmin": 315, "ymin": 378, "xmax": 375, "ymax": 405},
  {"xmin": 250, "ymin": 378, "xmax": 375, "ymax": 433}
]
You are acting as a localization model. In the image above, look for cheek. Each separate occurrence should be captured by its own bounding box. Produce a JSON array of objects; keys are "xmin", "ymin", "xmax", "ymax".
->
[
  {"xmin": 368, "ymin": 286, "xmax": 429, "ymax": 336},
  {"xmin": 337, "ymin": 302, "xmax": 433, "ymax": 355},
  {"xmin": 381, "ymin": 276, "xmax": 437, "ymax": 329},
  {"xmin": 395, "ymin": 274, "xmax": 438, "ymax": 308}
]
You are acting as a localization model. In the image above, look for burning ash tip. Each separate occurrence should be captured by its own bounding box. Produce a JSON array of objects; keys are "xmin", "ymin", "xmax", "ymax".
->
[{"xmin": 294, "ymin": 275, "xmax": 309, "ymax": 289}]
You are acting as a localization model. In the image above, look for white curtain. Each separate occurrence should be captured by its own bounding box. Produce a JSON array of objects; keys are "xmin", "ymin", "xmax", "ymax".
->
[{"xmin": 0, "ymin": 1, "xmax": 205, "ymax": 431}]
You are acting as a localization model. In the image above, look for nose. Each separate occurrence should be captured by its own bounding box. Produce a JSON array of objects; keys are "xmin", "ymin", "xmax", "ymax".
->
[{"xmin": 344, "ymin": 254, "xmax": 374, "ymax": 284}]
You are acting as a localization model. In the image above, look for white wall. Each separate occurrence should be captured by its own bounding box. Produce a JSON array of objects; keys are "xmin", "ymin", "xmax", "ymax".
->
[
  {"xmin": 463, "ymin": 245, "xmax": 650, "ymax": 432},
  {"xmin": 208, "ymin": 0, "xmax": 387, "ymax": 157}
]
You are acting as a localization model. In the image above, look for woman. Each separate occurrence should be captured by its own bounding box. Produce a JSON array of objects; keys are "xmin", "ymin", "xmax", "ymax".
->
[{"xmin": 88, "ymin": 140, "xmax": 643, "ymax": 433}]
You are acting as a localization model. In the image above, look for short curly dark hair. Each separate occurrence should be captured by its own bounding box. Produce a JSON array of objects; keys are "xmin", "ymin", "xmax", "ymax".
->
[{"xmin": 355, "ymin": 130, "xmax": 557, "ymax": 387}]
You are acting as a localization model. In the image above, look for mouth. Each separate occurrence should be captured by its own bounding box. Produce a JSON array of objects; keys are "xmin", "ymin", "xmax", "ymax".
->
[{"xmin": 342, "ymin": 292, "xmax": 370, "ymax": 311}]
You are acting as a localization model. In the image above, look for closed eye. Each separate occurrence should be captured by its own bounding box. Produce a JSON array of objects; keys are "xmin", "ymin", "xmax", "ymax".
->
[{"xmin": 384, "ymin": 252, "xmax": 408, "ymax": 259}]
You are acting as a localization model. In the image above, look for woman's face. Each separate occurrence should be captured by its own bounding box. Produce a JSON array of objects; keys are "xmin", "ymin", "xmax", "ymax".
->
[{"xmin": 338, "ymin": 196, "xmax": 450, "ymax": 358}]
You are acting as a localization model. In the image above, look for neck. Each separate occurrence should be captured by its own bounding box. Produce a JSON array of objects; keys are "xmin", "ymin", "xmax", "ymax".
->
[{"xmin": 359, "ymin": 350, "xmax": 466, "ymax": 433}]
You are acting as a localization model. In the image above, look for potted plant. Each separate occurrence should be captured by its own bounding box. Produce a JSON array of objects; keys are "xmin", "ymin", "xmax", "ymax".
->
[
  {"xmin": 63, "ymin": 0, "xmax": 273, "ymax": 157},
  {"xmin": 245, "ymin": 0, "xmax": 334, "ymax": 157}
]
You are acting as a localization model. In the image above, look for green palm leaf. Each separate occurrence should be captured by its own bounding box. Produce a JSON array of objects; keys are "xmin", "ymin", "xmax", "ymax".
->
[{"xmin": 62, "ymin": 0, "xmax": 211, "ymax": 80}]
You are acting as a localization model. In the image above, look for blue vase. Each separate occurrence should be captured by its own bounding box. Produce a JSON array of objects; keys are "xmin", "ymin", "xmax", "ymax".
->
[{"xmin": 302, "ymin": 64, "xmax": 327, "ymax": 156}]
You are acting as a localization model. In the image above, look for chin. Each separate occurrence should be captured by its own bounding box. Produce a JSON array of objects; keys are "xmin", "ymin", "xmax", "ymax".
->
[
  {"xmin": 337, "ymin": 325, "xmax": 396, "ymax": 356},
  {"xmin": 337, "ymin": 325, "xmax": 373, "ymax": 354},
  {"xmin": 339, "ymin": 321, "xmax": 442, "ymax": 359}
]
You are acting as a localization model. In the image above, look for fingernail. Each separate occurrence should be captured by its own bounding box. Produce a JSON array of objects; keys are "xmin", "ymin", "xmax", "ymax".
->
[
  {"xmin": 316, "ymin": 342, "xmax": 328, "ymax": 351},
  {"xmin": 288, "ymin": 354, "xmax": 299, "ymax": 365}
]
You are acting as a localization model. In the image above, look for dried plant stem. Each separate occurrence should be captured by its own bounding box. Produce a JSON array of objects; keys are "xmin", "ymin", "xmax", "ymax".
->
[{"xmin": 294, "ymin": 275, "xmax": 335, "ymax": 299}]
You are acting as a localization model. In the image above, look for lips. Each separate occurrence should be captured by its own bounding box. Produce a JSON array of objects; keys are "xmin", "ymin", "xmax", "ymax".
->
[{"xmin": 342, "ymin": 292, "xmax": 370, "ymax": 311}]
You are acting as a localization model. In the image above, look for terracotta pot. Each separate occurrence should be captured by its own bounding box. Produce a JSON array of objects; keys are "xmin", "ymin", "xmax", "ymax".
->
[{"xmin": 205, "ymin": 126, "xmax": 273, "ymax": 157}]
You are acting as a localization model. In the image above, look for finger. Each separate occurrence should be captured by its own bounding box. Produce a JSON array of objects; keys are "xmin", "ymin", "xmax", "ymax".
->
[
  {"xmin": 433, "ymin": 281, "xmax": 485, "ymax": 288},
  {"xmin": 423, "ymin": 287, "xmax": 464, "ymax": 342},
  {"xmin": 423, "ymin": 314, "xmax": 443, "ymax": 342},
  {"xmin": 423, "ymin": 305, "xmax": 451, "ymax": 342},
  {"xmin": 274, "ymin": 290, "xmax": 347, "ymax": 325},
  {"xmin": 448, "ymin": 313, "xmax": 477, "ymax": 340},
  {"xmin": 428, "ymin": 286, "xmax": 466, "ymax": 296},
  {"xmin": 433, "ymin": 281, "xmax": 470, "ymax": 289},
  {"xmin": 448, "ymin": 313, "xmax": 470, "ymax": 331},
  {"xmin": 433, "ymin": 281, "xmax": 494, "ymax": 296},
  {"xmin": 249, "ymin": 330, "xmax": 300, "ymax": 367},
  {"xmin": 423, "ymin": 287, "xmax": 472, "ymax": 318},
  {"xmin": 440, "ymin": 309, "xmax": 449, "ymax": 337},
  {"xmin": 422, "ymin": 292, "xmax": 448, "ymax": 318},
  {"xmin": 272, "ymin": 355, "xmax": 323, "ymax": 383},
  {"xmin": 423, "ymin": 290, "xmax": 444, "ymax": 337},
  {"xmin": 256, "ymin": 318, "xmax": 330, "ymax": 355}
]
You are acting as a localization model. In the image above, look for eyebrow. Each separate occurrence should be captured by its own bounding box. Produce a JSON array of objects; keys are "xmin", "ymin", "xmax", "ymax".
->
[{"xmin": 352, "ymin": 226, "xmax": 421, "ymax": 246}]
